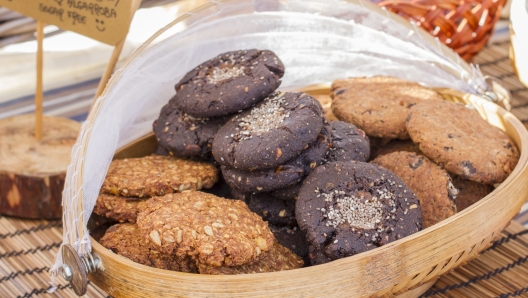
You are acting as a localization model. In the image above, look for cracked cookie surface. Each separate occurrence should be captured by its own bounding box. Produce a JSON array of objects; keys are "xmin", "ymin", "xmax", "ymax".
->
[
  {"xmin": 101, "ymin": 155, "xmax": 218, "ymax": 198},
  {"xmin": 174, "ymin": 49, "xmax": 284, "ymax": 118},
  {"xmin": 406, "ymin": 100, "xmax": 519, "ymax": 184},
  {"xmin": 212, "ymin": 92, "xmax": 324, "ymax": 171},
  {"xmin": 136, "ymin": 191, "xmax": 275, "ymax": 267}
]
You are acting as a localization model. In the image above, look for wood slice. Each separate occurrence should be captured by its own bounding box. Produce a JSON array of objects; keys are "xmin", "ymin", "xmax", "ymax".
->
[{"xmin": 0, "ymin": 114, "xmax": 80, "ymax": 219}]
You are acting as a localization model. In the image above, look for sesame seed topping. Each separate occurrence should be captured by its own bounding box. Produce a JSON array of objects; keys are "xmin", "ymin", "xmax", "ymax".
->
[
  {"xmin": 207, "ymin": 65, "xmax": 245, "ymax": 84},
  {"xmin": 236, "ymin": 92, "xmax": 289, "ymax": 140},
  {"xmin": 321, "ymin": 189, "xmax": 395, "ymax": 230}
]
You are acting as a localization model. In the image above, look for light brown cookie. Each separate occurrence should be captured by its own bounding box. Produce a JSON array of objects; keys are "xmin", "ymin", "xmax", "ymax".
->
[
  {"xmin": 198, "ymin": 243, "xmax": 303, "ymax": 275},
  {"xmin": 312, "ymin": 94, "xmax": 338, "ymax": 121},
  {"xmin": 451, "ymin": 176, "xmax": 494, "ymax": 211},
  {"xmin": 93, "ymin": 194, "xmax": 149, "ymax": 223},
  {"xmin": 99, "ymin": 223, "xmax": 198, "ymax": 273},
  {"xmin": 101, "ymin": 155, "xmax": 218, "ymax": 198},
  {"xmin": 372, "ymin": 152, "xmax": 457, "ymax": 228},
  {"xmin": 136, "ymin": 191, "xmax": 275, "ymax": 267},
  {"xmin": 331, "ymin": 76, "xmax": 443, "ymax": 139},
  {"xmin": 373, "ymin": 139, "xmax": 421, "ymax": 159},
  {"xmin": 406, "ymin": 101, "xmax": 520, "ymax": 184}
]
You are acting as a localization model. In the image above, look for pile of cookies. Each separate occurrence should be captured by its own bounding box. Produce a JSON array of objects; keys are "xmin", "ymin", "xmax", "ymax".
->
[{"xmin": 94, "ymin": 50, "xmax": 520, "ymax": 273}]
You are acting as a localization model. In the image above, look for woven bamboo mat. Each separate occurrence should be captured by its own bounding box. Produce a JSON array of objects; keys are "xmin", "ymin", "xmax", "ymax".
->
[{"xmin": 1, "ymin": 215, "xmax": 528, "ymax": 298}]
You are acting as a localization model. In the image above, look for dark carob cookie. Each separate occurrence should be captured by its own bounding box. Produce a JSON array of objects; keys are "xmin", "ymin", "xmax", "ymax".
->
[
  {"xmin": 451, "ymin": 176, "xmax": 494, "ymax": 211},
  {"xmin": 373, "ymin": 139, "xmax": 421, "ymax": 159},
  {"xmin": 137, "ymin": 191, "xmax": 275, "ymax": 267},
  {"xmin": 198, "ymin": 243, "xmax": 303, "ymax": 275},
  {"xmin": 331, "ymin": 77, "xmax": 443, "ymax": 139},
  {"xmin": 101, "ymin": 155, "xmax": 218, "ymax": 198},
  {"xmin": 213, "ymin": 92, "xmax": 324, "ymax": 171},
  {"xmin": 100, "ymin": 223, "xmax": 198, "ymax": 273},
  {"xmin": 221, "ymin": 122, "xmax": 331, "ymax": 192},
  {"xmin": 247, "ymin": 193, "xmax": 297, "ymax": 226},
  {"xmin": 174, "ymin": 49, "xmax": 285, "ymax": 118},
  {"xmin": 271, "ymin": 183, "xmax": 303, "ymax": 201},
  {"xmin": 296, "ymin": 161, "xmax": 422, "ymax": 265},
  {"xmin": 406, "ymin": 100, "xmax": 520, "ymax": 184},
  {"xmin": 270, "ymin": 225, "xmax": 309, "ymax": 264},
  {"xmin": 93, "ymin": 194, "xmax": 149, "ymax": 223},
  {"xmin": 327, "ymin": 121, "xmax": 370, "ymax": 162},
  {"xmin": 372, "ymin": 152, "xmax": 457, "ymax": 228},
  {"xmin": 153, "ymin": 97, "xmax": 229, "ymax": 158}
]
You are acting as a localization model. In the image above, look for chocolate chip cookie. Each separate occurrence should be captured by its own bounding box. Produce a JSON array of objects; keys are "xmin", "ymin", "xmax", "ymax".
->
[
  {"xmin": 406, "ymin": 100, "xmax": 520, "ymax": 184},
  {"xmin": 451, "ymin": 176, "xmax": 494, "ymax": 211},
  {"xmin": 198, "ymin": 243, "xmax": 303, "ymax": 275},
  {"xmin": 153, "ymin": 97, "xmax": 229, "ymax": 158},
  {"xmin": 221, "ymin": 122, "xmax": 331, "ymax": 192},
  {"xmin": 296, "ymin": 161, "xmax": 422, "ymax": 265},
  {"xmin": 331, "ymin": 76, "xmax": 443, "ymax": 139},
  {"xmin": 373, "ymin": 139, "xmax": 421, "ymax": 159},
  {"xmin": 175, "ymin": 49, "xmax": 285, "ymax": 118},
  {"xmin": 372, "ymin": 152, "xmax": 457, "ymax": 228},
  {"xmin": 213, "ymin": 92, "xmax": 324, "ymax": 171},
  {"xmin": 100, "ymin": 223, "xmax": 198, "ymax": 273},
  {"xmin": 93, "ymin": 194, "xmax": 148, "ymax": 223},
  {"xmin": 247, "ymin": 193, "xmax": 297, "ymax": 226},
  {"xmin": 136, "ymin": 191, "xmax": 275, "ymax": 267},
  {"xmin": 101, "ymin": 155, "xmax": 218, "ymax": 198},
  {"xmin": 327, "ymin": 121, "xmax": 370, "ymax": 162}
]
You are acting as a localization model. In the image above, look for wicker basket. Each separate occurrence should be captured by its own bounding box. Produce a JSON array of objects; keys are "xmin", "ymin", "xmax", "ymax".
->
[
  {"xmin": 376, "ymin": 0, "xmax": 507, "ymax": 61},
  {"xmin": 57, "ymin": 1, "xmax": 528, "ymax": 297}
]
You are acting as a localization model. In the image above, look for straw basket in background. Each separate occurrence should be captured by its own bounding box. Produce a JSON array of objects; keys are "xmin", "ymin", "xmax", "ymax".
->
[
  {"xmin": 375, "ymin": 0, "xmax": 507, "ymax": 61},
  {"xmin": 56, "ymin": 0, "xmax": 528, "ymax": 297}
]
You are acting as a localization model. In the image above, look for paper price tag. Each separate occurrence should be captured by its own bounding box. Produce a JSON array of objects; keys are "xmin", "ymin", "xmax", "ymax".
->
[{"xmin": 0, "ymin": 0, "xmax": 132, "ymax": 45}]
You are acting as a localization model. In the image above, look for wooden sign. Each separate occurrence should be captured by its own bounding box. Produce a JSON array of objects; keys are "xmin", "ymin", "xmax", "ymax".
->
[{"xmin": 0, "ymin": 0, "xmax": 132, "ymax": 45}]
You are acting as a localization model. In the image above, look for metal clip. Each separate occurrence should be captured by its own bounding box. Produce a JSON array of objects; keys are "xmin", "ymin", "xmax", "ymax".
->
[{"xmin": 61, "ymin": 244, "xmax": 101, "ymax": 296}]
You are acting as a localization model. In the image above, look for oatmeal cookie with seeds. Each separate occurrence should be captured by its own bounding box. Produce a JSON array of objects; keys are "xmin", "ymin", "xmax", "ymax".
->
[
  {"xmin": 100, "ymin": 223, "xmax": 198, "ymax": 273},
  {"xmin": 451, "ymin": 175, "xmax": 493, "ymax": 211},
  {"xmin": 296, "ymin": 161, "xmax": 422, "ymax": 265},
  {"xmin": 175, "ymin": 49, "xmax": 284, "ymax": 118},
  {"xmin": 331, "ymin": 77, "xmax": 443, "ymax": 139},
  {"xmin": 221, "ymin": 122, "xmax": 331, "ymax": 192},
  {"xmin": 327, "ymin": 121, "xmax": 370, "ymax": 162},
  {"xmin": 153, "ymin": 96, "xmax": 230, "ymax": 159},
  {"xmin": 372, "ymin": 152, "xmax": 457, "ymax": 228},
  {"xmin": 93, "ymin": 194, "xmax": 149, "ymax": 223},
  {"xmin": 136, "ymin": 191, "xmax": 275, "ymax": 267},
  {"xmin": 212, "ymin": 91, "xmax": 324, "ymax": 171},
  {"xmin": 101, "ymin": 155, "xmax": 218, "ymax": 198},
  {"xmin": 406, "ymin": 100, "xmax": 519, "ymax": 184},
  {"xmin": 198, "ymin": 242, "xmax": 303, "ymax": 274}
]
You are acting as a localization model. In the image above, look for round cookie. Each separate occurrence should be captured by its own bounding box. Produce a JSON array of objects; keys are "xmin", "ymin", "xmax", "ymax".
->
[
  {"xmin": 93, "ymin": 194, "xmax": 149, "ymax": 223},
  {"xmin": 406, "ymin": 100, "xmax": 520, "ymax": 184},
  {"xmin": 373, "ymin": 139, "xmax": 421, "ymax": 159},
  {"xmin": 296, "ymin": 161, "xmax": 422, "ymax": 265},
  {"xmin": 212, "ymin": 92, "xmax": 324, "ymax": 171},
  {"xmin": 247, "ymin": 193, "xmax": 297, "ymax": 226},
  {"xmin": 197, "ymin": 242, "xmax": 303, "ymax": 275},
  {"xmin": 372, "ymin": 152, "xmax": 458, "ymax": 228},
  {"xmin": 270, "ymin": 225, "xmax": 309, "ymax": 265},
  {"xmin": 331, "ymin": 76, "xmax": 443, "ymax": 139},
  {"xmin": 221, "ymin": 122, "xmax": 331, "ymax": 193},
  {"xmin": 153, "ymin": 97, "xmax": 229, "ymax": 158},
  {"xmin": 100, "ymin": 223, "xmax": 198, "ymax": 273},
  {"xmin": 271, "ymin": 183, "xmax": 302, "ymax": 201},
  {"xmin": 451, "ymin": 175, "xmax": 494, "ymax": 211},
  {"xmin": 175, "ymin": 49, "xmax": 285, "ymax": 118},
  {"xmin": 136, "ymin": 191, "xmax": 275, "ymax": 267},
  {"xmin": 101, "ymin": 155, "xmax": 218, "ymax": 198},
  {"xmin": 327, "ymin": 121, "xmax": 370, "ymax": 162}
]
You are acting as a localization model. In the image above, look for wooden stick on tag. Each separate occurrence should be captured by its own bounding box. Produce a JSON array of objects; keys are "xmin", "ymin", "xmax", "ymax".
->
[{"xmin": 35, "ymin": 20, "xmax": 44, "ymax": 140}]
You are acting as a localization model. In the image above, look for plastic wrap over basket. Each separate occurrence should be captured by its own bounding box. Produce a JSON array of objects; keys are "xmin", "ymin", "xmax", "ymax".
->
[{"xmin": 51, "ymin": 0, "xmax": 494, "ymax": 281}]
